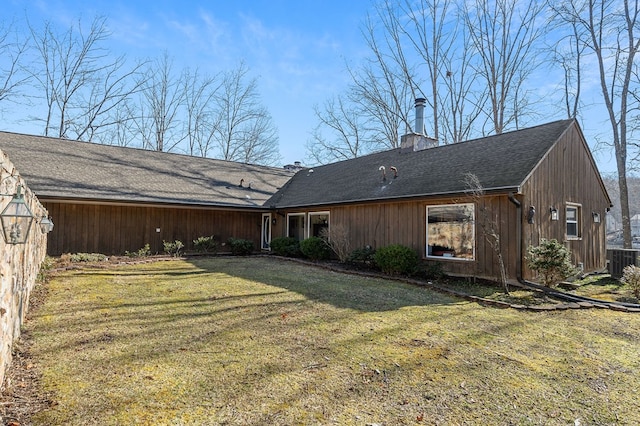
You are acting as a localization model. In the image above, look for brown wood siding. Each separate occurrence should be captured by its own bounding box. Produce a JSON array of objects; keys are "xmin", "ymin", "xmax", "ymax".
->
[
  {"xmin": 276, "ymin": 194, "xmax": 520, "ymax": 282},
  {"xmin": 520, "ymin": 124, "xmax": 610, "ymax": 279},
  {"xmin": 42, "ymin": 202, "xmax": 264, "ymax": 256}
]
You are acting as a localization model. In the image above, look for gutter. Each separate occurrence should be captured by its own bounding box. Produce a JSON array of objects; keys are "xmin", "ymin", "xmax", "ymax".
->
[{"xmin": 508, "ymin": 192, "xmax": 523, "ymax": 283}]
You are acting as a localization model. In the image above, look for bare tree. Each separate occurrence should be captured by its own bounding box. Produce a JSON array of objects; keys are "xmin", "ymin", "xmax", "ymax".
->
[
  {"xmin": 552, "ymin": 0, "xmax": 639, "ymax": 248},
  {"xmin": 464, "ymin": 173, "xmax": 508, "ymax": 293},
  {"xmin": 28, "ymin": 16, "xmax": 143, "ymax": 140},
  {"xmin": 238, "ymin": 108, "xmax": 281, "ymax": 165},
  {"xmin": 350, "ymin": 7, "xmax": 415, "ymax": 147},
  {"xmin": 306, "ymin": 95, "xmax": 372, "ymax": 164},
  {"xmin": 463, "ymin": 0, "xmax": 547, "ymax": 134},
  {"xmin": 213, "ymin": 62, "xmax": 280, "ymax": 164},
  {"xmin": 182, "ymin": 68, "xmax": 221, "ymax": 157},
  {"xmin": 136, "ymin": 52, "xmax": 186, "ymax": 152},
  {"xmin": 0, "ymin": 20, "xmax": 30, "ymax": 109}
]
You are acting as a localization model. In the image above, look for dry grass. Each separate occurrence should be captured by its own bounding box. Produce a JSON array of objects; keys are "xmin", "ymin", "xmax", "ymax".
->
[{"xmin": 21, "ymin": 257, "xmax": 640, "ymax": 425}]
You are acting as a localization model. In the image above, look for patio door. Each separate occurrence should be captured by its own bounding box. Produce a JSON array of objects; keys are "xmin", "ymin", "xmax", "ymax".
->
[{"xmin": 261, "ymin": 213, "xmax": 272, "ymax": 250}]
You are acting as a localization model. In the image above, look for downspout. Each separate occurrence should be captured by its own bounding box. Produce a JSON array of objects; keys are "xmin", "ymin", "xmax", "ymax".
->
[{"xmin": 508, "ymin": 192, "xmax": 524, "ymax": 283}]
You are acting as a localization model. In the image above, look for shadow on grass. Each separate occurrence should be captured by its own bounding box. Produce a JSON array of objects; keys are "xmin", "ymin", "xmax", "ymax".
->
[{"xmin": 184, "ymin": 256, "xmax": 460, "ymax": 312}]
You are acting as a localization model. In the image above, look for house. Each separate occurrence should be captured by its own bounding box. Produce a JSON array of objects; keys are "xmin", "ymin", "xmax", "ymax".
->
[
  {"xmin": 0, "ymin": 132, "xmax": 293, "ymax": 255},
  {"xmin": 1, "ymin": 115, "xmax": 611, "ymax": 283},
  {"xmin": 266, "ymin": 117, "xmax": 612, "ymax": 283}
]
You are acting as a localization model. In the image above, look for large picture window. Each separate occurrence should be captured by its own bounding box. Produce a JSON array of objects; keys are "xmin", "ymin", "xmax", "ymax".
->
[{"xmin": 426, "ymin": 204, "xmax": 475, "ymax": 260}]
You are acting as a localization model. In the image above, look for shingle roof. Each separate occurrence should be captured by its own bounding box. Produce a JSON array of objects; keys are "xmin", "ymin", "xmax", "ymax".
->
[
  {"xmin": 267, "ymin": 119, "xmax": 575, "ymax": 208},
  {"xmin": 0, "ymin": 132, "xmax": 293, "ymax": 208}
]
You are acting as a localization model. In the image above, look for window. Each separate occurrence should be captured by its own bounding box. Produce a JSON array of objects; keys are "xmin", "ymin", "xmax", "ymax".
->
[
  {"xmin": 287, "ymin": 213, "xmax": 305, "ymax": 241},
  {"xmin": 261, "ymin": 213, "xmax": 271, "ymax": 250},
  {"xmin": 308, "ymin": 212, "xmax": 329, "ymax": 238},
  {"xmin": 566, "ymin": 204, "xmax": 581, "ymax": 238},
  {"xmin": 426, "ymin": 204, "xmax": 475, "ymax": 260}
]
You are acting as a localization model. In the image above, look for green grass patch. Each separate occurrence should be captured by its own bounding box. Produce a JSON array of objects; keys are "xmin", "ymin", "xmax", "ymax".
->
[
  {"xmin": 27, "ymin": 257, "xmax": 640, "ymax": 425},
  {"xmin": 570, "ymin": 274, "xmax": 639, "ymax": 304}
]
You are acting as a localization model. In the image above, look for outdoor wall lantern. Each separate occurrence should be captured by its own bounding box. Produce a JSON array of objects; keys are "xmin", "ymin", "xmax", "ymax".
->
[
  {"xmin": 593, "ymin": 212, "xmax": 601, "ymax": 223},
  {"xmin": 550, "ymin": 206, "xmax": 559, "ymax": 221},
  {"xmin": 0, "ymin": 185, "xmax": 35, "ymax": 244},
  {"xmin": 39, "ymin": 216, "xmax": 54, "ymax": 233},
  {"xmin": 527, "ymin": 206, "xmax": 536, "ymax": 224}
]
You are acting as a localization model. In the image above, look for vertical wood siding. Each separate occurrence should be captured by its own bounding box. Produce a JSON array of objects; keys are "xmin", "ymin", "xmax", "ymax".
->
[
  {"xmin": 520, "ymin": 124, "xmax": 610, "ymax": 279},
  {"xmin": 275, "ymin": 195, "xmax": 520, "ymax": 282},
  {"xmin": 43, "ymin": 202, "xmax": 264, "ymax": 255}
]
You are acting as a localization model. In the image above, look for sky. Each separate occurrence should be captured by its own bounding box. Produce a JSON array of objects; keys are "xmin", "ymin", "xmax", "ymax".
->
[
  {"xmin": 1, "ymin": 0, "xmax": 622, "ymax": 174},
  {"xmin": 4, "ymin": 0, "xmax": 374, "ymax": 167}
]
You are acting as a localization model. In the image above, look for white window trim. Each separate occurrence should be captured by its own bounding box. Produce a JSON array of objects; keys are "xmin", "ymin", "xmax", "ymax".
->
[
  {"xmin": 307, "ymin": 211, "xmax": 330, "ymax": 239},
  {"xmin": 566, "ymin": 203, "xmax": 582, "ymax": 240},
  {"xmin": 261, "ymin": 213, "xmax": 272, "ymax": 251},
  {"xmin": 426, "ymin": 203, "xmax": 475, "ymax": 261}
]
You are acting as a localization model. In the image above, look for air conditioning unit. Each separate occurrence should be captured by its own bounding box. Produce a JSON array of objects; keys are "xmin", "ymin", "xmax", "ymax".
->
[{"xmin": 607, "ymin": 249, "xmax": 640, "ymax": 278}]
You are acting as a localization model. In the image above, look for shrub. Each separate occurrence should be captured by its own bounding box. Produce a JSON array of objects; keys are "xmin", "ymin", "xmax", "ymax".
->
[
  {"xmin": 300, "ymin": 236, "xmax": 331, "ymax": 260},
  {"xmin": 348, "ymin": 246, "xmax": 376, "ymax": 266},
  {"xmin": 193, "ymin": 235, "xmax": 218, "ymax": 254},
  {"xmin": 270, "ymin": 237, "xmax": 301, "ymax": 257},
  {"xmin": 228, "ymin": 238, "xmax": 254, "ymax": 256},
  {"xmin": 423, "ymin": 262, "xmax": 446, "ymax": 280},
  {"xmin": 125, "ymin": 244, "xmax": 151, "ymax": 258},
  {"xmin": 526, "ymin": 238, "xmax": 577, "ymax": 287},
  {"xmin": 320, "ymin": 224, "xmax": 351, "ymax": 263},
  {"xmin": 621, "ymin": 265, "xmax": 640, "ymax": 298},
  {"xmin": 163, "ymin": 240, "xmax": 184, "ymax": 257},
  {"xmin": 37, "ymin": 256, "xmax": 57, "ymax": 283},
  {"xmin": 69, "ymin": 252, "xmax": 108, "ymax": 262},
  {"xmin": 374, "ymin": 244, "xmax": 419, "ymax": 276}
]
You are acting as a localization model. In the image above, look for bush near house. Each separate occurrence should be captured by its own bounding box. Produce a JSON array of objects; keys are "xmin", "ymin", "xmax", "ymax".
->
[
  {"xmin": 526, "ymin": 238, "xmax": 577, "ymax": 287},
  {"xmin": 269, "ymin": 237, "xmax": 302, "ymax": 257},
  {"xmin": 65, "ymin": 253, "xmax": 109, "ymax": 263},
  {"xmin": 300, "ymin": 237, "xmax": 331, "ymax": 261},
  {"xmin": 621, "ymin": 265, "xmax": 640, "ymax": 298},
  {"xmin": 374, "ymin": 244, "xmax": 419, "ymax": 276},
  {"xmin": 347, "ymin": 246, "xmax": 376, "ymax": 266},
  {"xmin": 227, "ymin": 238, "xmax": 254, "ymax": 256},
  {"xmin": 320, "ymin": 224, "xmax": 351, "ymax": 263},
  {"xmin": 193, "ymin": 236, "xmax": 218, "ymax": 254},
  {"xmin": 125, "ymin": 244, "xmax": 151, "ymax": 258},
  {"xmin": 163, "ymin": 240, "xmax": 184, "ymax": 257}
]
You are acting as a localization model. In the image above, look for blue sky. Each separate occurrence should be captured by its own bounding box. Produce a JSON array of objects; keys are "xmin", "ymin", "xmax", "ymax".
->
[
  {"xmin": 5, "ymin": 0, "xmax": 374, "ymax": 167},
  {"xmin": 3, "ymin": 0, "xmax": 621, "ymax": 174}
]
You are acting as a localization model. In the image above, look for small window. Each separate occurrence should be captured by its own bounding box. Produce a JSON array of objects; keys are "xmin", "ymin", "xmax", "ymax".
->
[
  {"xmin": 426, "ymin": 204, "xmax": 475, "ymax": 260},
  {"xmin": 566, "ymin": 204, "xmax": 581, "ymax": 239}
]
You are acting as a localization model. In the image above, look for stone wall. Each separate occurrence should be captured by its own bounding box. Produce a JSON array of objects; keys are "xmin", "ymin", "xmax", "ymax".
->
[{"xmin": 0, "ymin": 149, "xmax": 49, "ymax": 387}]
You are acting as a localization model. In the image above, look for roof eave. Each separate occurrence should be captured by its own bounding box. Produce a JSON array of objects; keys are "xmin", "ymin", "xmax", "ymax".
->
[
  {"xmin": 36, "ymin": 196, "xmax": 270, "ymax": 211},
  {"xmin": 271, "ymin": 185, "xmax": 522, "ymax": 209}
]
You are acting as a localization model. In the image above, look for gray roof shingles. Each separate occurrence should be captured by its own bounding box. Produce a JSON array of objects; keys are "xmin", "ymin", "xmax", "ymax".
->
[
  {"xmin": 267, "ymin": 119, "xmax": 575, "ymax": 208},
  {"xmin": 0, "ymin": 132, "xmax": 293, "ymax": 208}
]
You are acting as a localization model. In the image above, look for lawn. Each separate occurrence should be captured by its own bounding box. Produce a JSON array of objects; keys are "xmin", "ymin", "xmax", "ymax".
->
[{"xmin": 18, "ymin": 257, "xmax": 640, "ymax": 425}]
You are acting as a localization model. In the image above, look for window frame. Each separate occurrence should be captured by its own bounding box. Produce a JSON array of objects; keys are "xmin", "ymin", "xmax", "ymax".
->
[
  {"xmin": 426, "ymin": 203, "xmax": 475, "ymax": 261},
  {"xmin": 286, "ymin": 213, "xmax": 306, "ymax": 241},
  {"xmin": 307, "ymin": 211, "xmax": 330, "ymax": 239},
  {"xmin": 566, "ymin": 203, "xmax": 582, "ymax": 240},
  {"xmin": 260, "ymin": 213, "xmax": 272, "ymax": 250}
]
